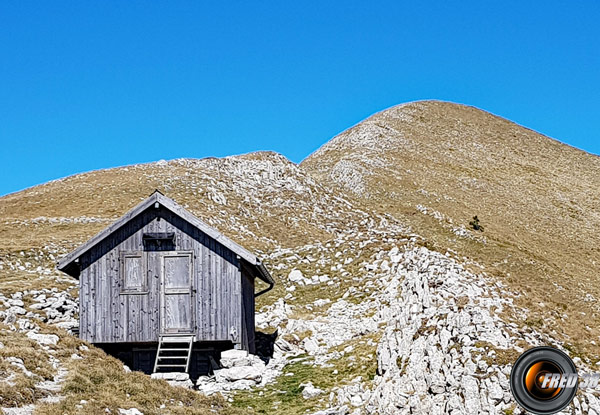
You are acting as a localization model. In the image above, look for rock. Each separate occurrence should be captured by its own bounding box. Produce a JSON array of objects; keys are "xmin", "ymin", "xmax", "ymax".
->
[
  {"xmin": 17, "ymin": 319, "xmax": 36, "ymax": 331},
  {"xmin": 26, "ymin": 331, "xmax": 59, "ymax": 345},
  {"xmin": 118, "ymin": 409, "xmax": 143, "ymax": 415},
  {"xmin": 215, "ymin": 366, "xmax": 263, "ymax": 383},
  {"xmin": 314, "ymin": 299, "xmax": 331, "ymax": 307},
  {"xmin": 33, "ymin": 294, "xmax": 46, "ymax": 302},
  {"xmin": 288, "ymin": 269, "xmax": 305, "ymax": 284},
  {"xmin": 220, "ymin": 349, "xmax": 251, "ymax": 368},
  {"xmin": 54, "ymin": 320, "xmax": 78, "ymax": 331},
  {"xmin": 151, "ymin": 372, "xmax": 190, "ymax": 382},
  {"xmin": 8, "ymin": 299, "xmax": 25, "ymax": 307},
  {"xmin": 302, "ymin": 337, "xmax": 319, "ymax": 354},
  {"xmin": 301, "ymin": 381, "xmax": 324, "ymax": 399},
  {"xmin": 1, "ymin": 404, "xmax": 36, "ymax": 415},
  {"xmin": 7, "ymin": 306, "xmax": 27, "ymax": 316},
  {"xmin": 6, "ymin": 357, "xmax": 33, "ymax": 377},
  {"xmin": 2, "ymin": 312, "xmax": 16, "ymax": 324},
  {"xmin": 274, "ymin": 336, "xmax": 294, "ymax": 356},
  {"xmin": 350, "ymin": 395, "xmax": 363, "ymax": 407}
]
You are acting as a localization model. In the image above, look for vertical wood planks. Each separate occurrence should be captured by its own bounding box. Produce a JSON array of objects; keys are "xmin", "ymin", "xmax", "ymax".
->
[{"xmin": 78, "ymin": 205, "xmax": 254, "ymax": 348}]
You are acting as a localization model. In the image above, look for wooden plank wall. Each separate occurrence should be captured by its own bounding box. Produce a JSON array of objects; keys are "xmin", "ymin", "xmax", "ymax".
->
[
  {"xmin": 79, "ymin": 206, "xmax": 244, "ymax": 344},
  {"xmin": 240, "ymin": 271, "xmax": 255, "ymax": 353}
]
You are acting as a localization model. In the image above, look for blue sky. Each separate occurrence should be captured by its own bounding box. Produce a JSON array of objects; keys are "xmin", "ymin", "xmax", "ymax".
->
[{"xmin": 0, "ymin": 2, "xmax": 599, "ymax": 196}]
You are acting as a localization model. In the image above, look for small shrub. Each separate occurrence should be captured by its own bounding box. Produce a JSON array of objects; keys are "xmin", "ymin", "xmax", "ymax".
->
[{"xmin": 469, "ymin": 215, "xmax": 484, "ymax": 231}]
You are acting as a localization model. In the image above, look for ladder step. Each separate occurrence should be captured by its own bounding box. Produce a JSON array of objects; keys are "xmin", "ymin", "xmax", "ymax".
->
[
  {"xmin": 156, "ymin": 364, "xmax": 187, "ymax": 368},
  {"xmin": 158, "ymin": 354, "xmax": 189, "ymax": 357},
  {"xmin": 157, "ymin": 356, "xmax": 187, "ymax": 360},
  {"xmin": 158, "ymin": 348, "xmax": 190, "ymax": 351},
  {"xmin": 160, "ymin": 336, "xmax": 194, "ymax": 343}
]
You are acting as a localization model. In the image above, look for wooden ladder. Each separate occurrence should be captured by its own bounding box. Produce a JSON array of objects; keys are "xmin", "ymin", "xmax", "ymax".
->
[{"xmin": 153, "ymin": 335, "xmax": 194, "ymax": 373}]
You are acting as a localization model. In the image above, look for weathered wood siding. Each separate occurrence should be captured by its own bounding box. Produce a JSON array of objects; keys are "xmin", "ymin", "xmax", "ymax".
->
[
  {"xmin": 79, "ymin": 206, "xmax": 245, "ymax": 344},
  {"xmin": 240, "ymin": 271, "xmax": 255, "ymax": 353}
]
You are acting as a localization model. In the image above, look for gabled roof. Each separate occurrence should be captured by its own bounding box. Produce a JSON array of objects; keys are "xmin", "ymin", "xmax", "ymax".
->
[{"xmin": 57, "ymin": 191, "xmax": 274, "ymax": 285}]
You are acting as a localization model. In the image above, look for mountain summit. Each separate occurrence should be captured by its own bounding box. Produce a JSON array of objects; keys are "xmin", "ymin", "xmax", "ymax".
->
[{"xmin": 303, "ymin": 100, "xmax": 600, "ymax": 358}]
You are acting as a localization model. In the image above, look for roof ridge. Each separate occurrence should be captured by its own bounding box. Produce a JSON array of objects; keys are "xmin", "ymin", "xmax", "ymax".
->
[{"xmin": 57, "ymin": 193, "xmax": 273, "ymax": 285}]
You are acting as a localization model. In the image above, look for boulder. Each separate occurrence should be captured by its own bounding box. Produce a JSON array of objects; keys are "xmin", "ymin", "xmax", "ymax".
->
[
  {"xmin": 215, "ymin": 366, "xmax": 262, "ymax": 383},
  {"xmin": 8, "ymin": 299, "xmax": 25, "ymax": 307},
  {"xmin": 54, "ymin": 320, "xmax": 79, "ymax": 331},
  {"xmin": 220, "ymin": 349, "xmax": 251, "ymax": 368},
  {"xmin": 350, "ymin": 395, "xmax": 363, "ymax": 407},
  {"xmin": 26, "ymin": 331, "xmax": 59, "ymax": 345},
  {"xmin": 151, "ymin": 372, "xmax": 193, "ymax": 389},
  {"xmin": 301, "ymin": 381, "xmax": 324, "ymax": 399},
  {"xmin": 288, "ymin": 269, "xmax": 305, "ymax": 284},
  {"xmin": 7, "ymin": 306, "xmax": 26, "ymax": 316},
  {"xmin": 302, "ymin": 337, "xmax": 319, "ymax": 354},
  {"xmin": 118, "ymin": 409, "xmax": 143, "ymax": 415},
  {"xmin": 151, "ymin": 372, "xmax": 190, "ymax": 382}
]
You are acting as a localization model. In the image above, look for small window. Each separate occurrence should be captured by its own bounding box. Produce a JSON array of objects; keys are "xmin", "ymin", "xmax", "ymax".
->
[
  {"xmin": 143, "ymin": 232, "xmax": 176, "ymax": 251},
  {"xmin": 121, "ymin": 252, "xmax": 147, "ymax": 294}
]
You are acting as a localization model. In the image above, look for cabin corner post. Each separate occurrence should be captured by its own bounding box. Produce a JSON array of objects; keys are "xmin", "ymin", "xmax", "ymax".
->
[{"xmin": 234, "ymin": 254, "xmax": 244, "ymax": 350}]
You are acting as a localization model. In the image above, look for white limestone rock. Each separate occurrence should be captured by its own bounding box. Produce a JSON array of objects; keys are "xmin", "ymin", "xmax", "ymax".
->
[
  {"xmin": 215, "ymin": 366, "xmax": 263, "ymax": 383},
  {"xmin": 26, "ymin": 331, "xmax": 59, "ymax": 345},
  {"xmin": 151, "ymin": 372, "xmax": 193, "ymax": 389},
  {"xmin": 301, "ymin": 382, "xmax": 324, "ymax": 399},
  {"xmin": 118, "ymin": 409, "xmax": 143, "ymax": 415},
  {"xmin": 288, "ymin": 269, "xmax": 305, "ymax": 284},
  {"xmin": 220, "ymin": 349, "xmax": 251, "ymax": 368}
]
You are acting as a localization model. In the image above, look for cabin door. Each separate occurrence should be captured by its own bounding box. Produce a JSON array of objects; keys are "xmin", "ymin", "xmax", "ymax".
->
[{"xmin": 159, "ymin": 252, "xmax": 194, "ymax": 334}]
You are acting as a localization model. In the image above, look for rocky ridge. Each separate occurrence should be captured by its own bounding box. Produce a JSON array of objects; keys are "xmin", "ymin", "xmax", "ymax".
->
[
  {"xmin": 301, "ymin": 100, "xmax": 600, "ymax": 370},
  {"xmin": 299, "ymin": 244, "xmax": 600, "ymax": 414}
]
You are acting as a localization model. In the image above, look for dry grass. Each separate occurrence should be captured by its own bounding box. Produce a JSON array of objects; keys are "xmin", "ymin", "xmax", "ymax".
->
[
  {"xmin": 0, "ymin": 152, "xmax": 368, "ymax": 255},
  {"xmin": 473, "ymin": 340, "xmax": 530, "ymax": 367},
  {"xmin": 0, "ymin": 324, "xmax": 56, "ymax": 407},
  {"xmin": 35, "ymin": 345, "xmax": 244, "ymax": 415},
  {"xmin": 0, "ymin": 320, "xmax": 241, "ymax": 414},
  {"xmin": 302, "ymin": 100, "xmax": 600, "ymax": 361}
]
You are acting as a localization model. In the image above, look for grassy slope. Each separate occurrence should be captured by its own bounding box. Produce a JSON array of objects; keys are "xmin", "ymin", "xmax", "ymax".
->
[
  {"xmin": 3, "ymin": 100, "xmax": 600, "ymax": 412},
  {"xmin": 0, "ymin": 152, "xmax": 373, "ymax": 300},
  {"xmin": 0, "ymin": 152, "xmax": 338, "ymax": 254},
  {"xmin": 0, "ymin": 152, "xmax": 383, "ymax": 413},
  {"xmin": 301, "ymin": 100, "xmax": 600, "ymax": 360},
  {"xmin": 0, "ymin": 321, "xmax": 244, "ymax": 414}
]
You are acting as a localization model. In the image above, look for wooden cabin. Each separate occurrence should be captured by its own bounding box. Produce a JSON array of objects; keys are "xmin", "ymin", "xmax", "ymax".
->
[{"xmin": 57, "ymin": 191, "xmax": 274, "ymax": 376}]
